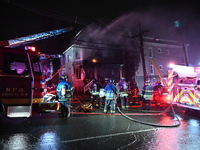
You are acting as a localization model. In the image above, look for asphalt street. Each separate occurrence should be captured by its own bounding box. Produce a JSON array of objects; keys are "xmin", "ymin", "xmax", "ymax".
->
[{"xmin": 0, "ymin": 97, "xmax": 200, "ymax": 150}]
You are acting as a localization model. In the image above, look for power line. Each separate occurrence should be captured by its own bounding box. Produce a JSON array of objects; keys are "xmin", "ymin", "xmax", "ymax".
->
[{"xmin": 3, "ymin": 0, "xmax": 92, "ymax": 26}]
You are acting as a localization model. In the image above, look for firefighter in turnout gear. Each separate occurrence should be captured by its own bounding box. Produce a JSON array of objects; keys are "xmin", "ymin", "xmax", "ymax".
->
[
  {"xmin": 129, "ymin": 81, "xmax": 139, "ymax": 104},
  {"xmin": 153, "ymin": 81, "xmax": 163, "ymax": 106},
  {"xmin": 56, "ymin": 74, "xmax": 74, "ymax": 117},
  {"xmin": 117, "ymin": 77, "xmax": 129, "ymax": 109},
  {"xmin": 88, "ymin": 78, "xmax": 101, "ymax": 108},
  {"xmin": 103, "ymin": 79, "xmax": 118, "ymax": 114},
  {"xmin": 141, "ymin": 80, "xmax": 154, "ymax": 110}
]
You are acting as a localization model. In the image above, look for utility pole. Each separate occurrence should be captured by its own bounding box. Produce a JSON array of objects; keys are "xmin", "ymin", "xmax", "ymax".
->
[
  {"xmin": 180, "ymin": 31, "xmax": 189, "ymax": 66},
  {"xmin": 174, "ymin": 20, "xmax": 189, "ymax": 66},
  {"xmin": 139, "ymin": 24, "xmax": 148, "ymax": 83}
]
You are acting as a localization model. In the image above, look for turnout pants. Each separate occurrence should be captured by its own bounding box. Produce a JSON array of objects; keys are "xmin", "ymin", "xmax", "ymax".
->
[
  {"xmin": 142, "ymin": 98, "xmax": 151, "ymax": 110},
  {"xmin": 120, "ymin": 95, "xmax": 129, "ymax": 108},
  {"xmin": 104, "ymin": 99, "xmax": 116, "ymax": 114},
  {"xmin": 59, "ymin": 100, "xmax": 70, "ymax": 117}
]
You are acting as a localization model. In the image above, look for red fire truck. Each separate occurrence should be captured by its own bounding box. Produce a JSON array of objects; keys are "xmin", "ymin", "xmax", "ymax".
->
[
  {"xmin": 168, "ymin": 65, "xmax": 200, "ymax": 110},
  {"xmin": 0, "ymin": 27, "xmax": 73, "ymax": 117}
]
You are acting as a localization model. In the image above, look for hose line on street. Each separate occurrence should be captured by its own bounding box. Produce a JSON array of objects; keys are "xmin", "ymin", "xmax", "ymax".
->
[{"xmin": 116, "ymin": 101, "xmax": 181, "ymax": 127}]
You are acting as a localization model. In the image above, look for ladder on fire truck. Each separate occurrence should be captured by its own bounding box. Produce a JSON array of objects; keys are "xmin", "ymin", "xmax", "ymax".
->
[
  {"xmin": 0, "ymin": 27, "xmax": 73, "ymax": 48},
  {"xmin": 149, "ymin": 58, "xmax": 168, "ymax": 87}
]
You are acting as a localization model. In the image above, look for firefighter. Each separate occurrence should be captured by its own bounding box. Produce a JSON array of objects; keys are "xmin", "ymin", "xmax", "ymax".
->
[
  {"xmin": 153, "ymin": 81, "xmax": 163, "ymax": 106},
  {"xmin": 88, "ymin": 78, "xmax": 101, "ymax": 108},
  {"xmin": 56, "ymin": 74, "xmax": 74, "ymax": 118},
  {"xmin": 103, "ymin": 79, "xmax": 118, "ymax": 114},
  {"xmin": 99, "ymin": 78, "xmax": 110, "ymax": 108},
  {"xmin": 141, "ymin": 80, "xmax": 154, "ymax": 110},
  {"xmin": 129, "ymin": 81, "xmax": 139, "ymax": 105},
  {"xmin": 117, "ymin": 77, "xmax": 129, "ymax": 109}
]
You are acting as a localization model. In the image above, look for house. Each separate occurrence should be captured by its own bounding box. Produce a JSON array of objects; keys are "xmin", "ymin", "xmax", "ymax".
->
[
  {"xmin": 60, "ymin": 27, "xmax": 189, "ymax": 94},
  {"xmin": 135, "ymin": 36, "xmax": 190, "ymax": 92}
]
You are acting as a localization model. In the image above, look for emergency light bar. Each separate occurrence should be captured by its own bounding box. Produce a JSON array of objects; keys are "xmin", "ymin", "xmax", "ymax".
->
[{"xmin": 25, "ymin": 46, "xmax": 36, "ymax": 51}]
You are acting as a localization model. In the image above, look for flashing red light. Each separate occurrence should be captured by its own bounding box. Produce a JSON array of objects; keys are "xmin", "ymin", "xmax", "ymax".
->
[
  {"xmin": 25, "ymin": 46, "xmax": 36, "ymax": 51},
  {"xmin": 166, "ymin": 95, "xmax": 170, "ymax": 101}
]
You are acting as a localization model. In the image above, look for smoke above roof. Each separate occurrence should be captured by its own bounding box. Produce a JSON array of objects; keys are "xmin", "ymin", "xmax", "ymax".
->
[{"xmin": 74, "ymin": 6, "xmax": 200, "ymax": 65}]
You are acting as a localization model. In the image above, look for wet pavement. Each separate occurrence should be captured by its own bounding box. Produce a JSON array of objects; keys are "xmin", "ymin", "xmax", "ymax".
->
[{"xmin": 0, "ymin": 95, "xmax": 200, "ymax": 150}]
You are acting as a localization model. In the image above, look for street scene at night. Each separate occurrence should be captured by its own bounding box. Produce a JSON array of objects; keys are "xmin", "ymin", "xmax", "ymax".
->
[
  {"xmin": 1, "ymin": 0, "xmax": 200, "ymax": 150},
  {"xmin": 0, "ymin": 100, "xmax": 200, "ymax": 150}
]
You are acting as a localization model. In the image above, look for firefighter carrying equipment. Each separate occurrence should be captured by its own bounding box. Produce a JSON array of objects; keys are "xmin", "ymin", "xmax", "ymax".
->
[{"xmin": 56, "ymin": 78, "xmax": 73, "ymax": 117}]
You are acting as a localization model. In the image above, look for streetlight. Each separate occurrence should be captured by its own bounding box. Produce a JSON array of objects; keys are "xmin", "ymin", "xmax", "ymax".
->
[
  {"xmin": 92, "ymin": 59, "xmax": 97, "ymax": 79},
  {"xmin": 92, "ymin": 59, "xmax": 97, "ymax": 63}
]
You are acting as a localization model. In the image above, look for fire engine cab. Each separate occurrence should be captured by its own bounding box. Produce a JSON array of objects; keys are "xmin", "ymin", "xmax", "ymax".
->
[
  {"xmin": 168, "ymin": 65, "xmax": 200, "ymax": 110},
  {"xmin": 0, "ymin": 47, "xmax": 46, "ymax": 117},
  {"xmin": 0, "ymin": 27, "xmax": 73, "ymax": 117}
]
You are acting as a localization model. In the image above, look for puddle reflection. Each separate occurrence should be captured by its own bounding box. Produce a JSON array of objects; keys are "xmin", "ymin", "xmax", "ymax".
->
[{"xmin": 4, "ymin": 133, "xmax": 30, "ymax": 150}]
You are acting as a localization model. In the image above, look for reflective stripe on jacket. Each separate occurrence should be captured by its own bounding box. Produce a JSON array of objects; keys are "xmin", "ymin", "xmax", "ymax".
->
[{"xmin": 143, "ymin": 85, "xmax": 154, "ymax": 100}]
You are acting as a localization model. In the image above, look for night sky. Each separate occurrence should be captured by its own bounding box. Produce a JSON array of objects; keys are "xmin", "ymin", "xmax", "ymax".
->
[{"xmin": 1, "ymin": 0, "xmax": 200, "ymax": 65}]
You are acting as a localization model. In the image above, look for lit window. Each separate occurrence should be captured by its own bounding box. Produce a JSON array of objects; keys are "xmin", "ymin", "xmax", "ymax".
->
[{"xmin": 3, "ymin": 53, "xmax": 29, "ymax": 75}]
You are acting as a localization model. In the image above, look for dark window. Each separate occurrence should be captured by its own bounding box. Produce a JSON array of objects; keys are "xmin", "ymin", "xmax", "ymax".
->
[
  {"xmin": 75, "ymin": 66, "xmax": 81, "ymax": 79},
  {"xmin": 149, "ymin": 47, "xmax": 153, "ymax": 58},
  {"xmin": 158, "ymin": 48, "xmax": 162, "ymax": 54},
  {"xmin": 75, "ymin": 51, "xmax": 80, "ymax": 60},
  {"xmin": 31, "ymin": 56, "xmax": 43, "ymax": 75}
]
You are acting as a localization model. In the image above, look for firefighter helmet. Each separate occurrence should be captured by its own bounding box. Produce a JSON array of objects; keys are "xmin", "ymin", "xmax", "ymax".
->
[
  {"xmin": 145, "ymin": 80, "xmax": 150, "ymax": 85},
  {"xmin": 121, "ymin": 77, "xmax": 126, "ymax": 80},
  {"xmin": 60, "ymin": 74, "xmax": 68, "ymax": 80},
  {"xmin": 105, "ymin": 78, "xmax": 109, "ymax": 81},
  {"xmin": 109, "ymin": 79, "xmax": 113, "ymax": 83}
]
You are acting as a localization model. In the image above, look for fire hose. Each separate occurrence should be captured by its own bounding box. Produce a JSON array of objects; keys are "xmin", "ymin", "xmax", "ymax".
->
[
  {"xmin": 116, "ymin": 97, "xmax": 181, "ymax": 127},
  {"xmin": 72, "ymin": 95, "xmax": 181, "ymax": 127}
]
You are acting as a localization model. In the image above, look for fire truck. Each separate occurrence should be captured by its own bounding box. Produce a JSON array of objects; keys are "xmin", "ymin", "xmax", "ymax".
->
[
  {"xmin": 0, "ymin": 27, "xmax": 73, "ymax": 117},
  {"xmin": 168, "ymin": 64, "xmax": 200, "ymax": 110}
]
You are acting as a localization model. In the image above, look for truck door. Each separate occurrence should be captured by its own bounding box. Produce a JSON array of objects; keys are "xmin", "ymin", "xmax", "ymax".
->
[{"xmin": 0, "ymin": 52, "xmax": 33, "ymax": 117}]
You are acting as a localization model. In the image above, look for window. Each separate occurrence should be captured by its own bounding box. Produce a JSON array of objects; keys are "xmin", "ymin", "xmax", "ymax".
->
[
  {"xmin": 166, "ymin": 50, "xmax": 169, "ymax": 55},
  {"xmin": 75, "ymin": 50, "xmax": 80, "ymax": 60},
  {"xmin": 149, "ymin": 47, "xmax": 153, "ymax": 58},
  {"xmin": 158, "ymin": 48, "xmax": 162, "ymax": 54},
  {"xmin": 75, "ymin": 66, "xmax": 81, "ymax": 79},
  {"xmin": 150, "ymin": 65, "xmax": 154, "ymax": 75},
  {"xmin": 31, "ymin": 56, "xmax": 43, "ymax": 75},
  {"xmin": 3, "ymin": 53, "xmax": 29, "ymax": 75},
  {"xmin": 159, "ymin": 65, "xmax": 163, "ymax": 70},
  {"xmin": 67, "ymin": 55, "xmax": 70, "ymax": 62}
]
